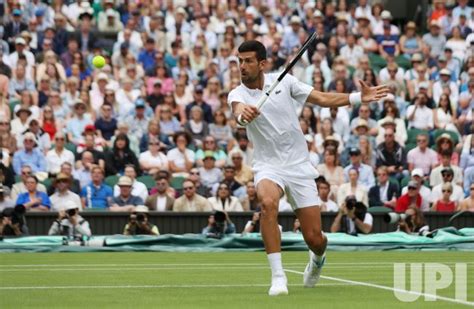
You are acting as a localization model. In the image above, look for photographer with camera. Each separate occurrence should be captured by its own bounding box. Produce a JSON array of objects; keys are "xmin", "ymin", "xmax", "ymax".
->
[
  {"xmin": 202, "ymin": 210, "xmax": 236, "ymax": 239},
  {"xmin": 123, "ymin": 205, "xmax": 159, "ymax": 236},
  {"xmin": 386, "ymin": 206, "xmax": 430, "ymax": 236},
  {"xmin": 48, "ymin": 201, "xmax": 91, "ymax": 239},
  {"xmin": 0, "ymin": 205, "xmax": 27, "ymax": 236},
  {"xmin": 330, "ymin": 196, "xmax": 373, "ymax": 235}
]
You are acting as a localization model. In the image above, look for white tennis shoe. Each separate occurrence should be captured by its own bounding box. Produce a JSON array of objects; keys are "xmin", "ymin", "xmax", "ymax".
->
[
  {"xmin": 268, "ymin": 275, "xmax": 288, "ymax": 296},
  {"xmin": 303, "ymin": 250, "xmax": 326, "ymax": 288}
]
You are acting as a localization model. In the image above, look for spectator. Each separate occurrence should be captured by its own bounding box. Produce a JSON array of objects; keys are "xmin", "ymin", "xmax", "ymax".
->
[
  {"xmin": 201, "ymin": 211, "xmax": 236, "ymax": 237},
  {"xmin": 94, "ymin": 103, "xmax": 117, "ymax": 142},
  {"xmin": 185, "ymin": 85, "xmax": 213, "ymax": 123},
  {"xmin": 422, "ymin": 20, "xmax": 446, "ymax": 58},
  {"xmin": 49, "ymin": 162, "xmax": 81, "ymax": 195},
  {"xmin": 12, "ymin": 132, "xmax": 47, "ymax": 175},
  {"xmin": 184, "ymin": 105, "xmax": 209, "ymax": 146},
  {"xmin": 139, "ymin": 137, "xmax": 169, "ymax": 176},
  {"xmin": 242, "ymin": 211, "xmax": 261, "ymax": 234},
  {"xmin": 337, "ymin": 168, "xmax": 369, "ymax": 207},
  {"xmin": 196, "ymin": 136, "xmax": 227, "ymax": 168},
  {"xmin": 314, "ymin": 119, "xmax": 343, "ymax": 155},
  {"xmin": 435, "ymin": 134, "xmax": 460, "ymax": 166},
  {"xmin": 80, "ymin": 166, "xmax": 113, "ymax": 209},
  {"xmin": 11, "ymin": 165, "xmax": 47, "ymax": 202},
  {"xmin": 0, "ymin": 206, "xmax": 26, "ymax": 236},
  {"xmin": 209, "ymin": 109, "xmax": 233, "ymax": 149},
  {"xmin": 75, "ymin": 133, "xmax": 106, "ymax": 169},
  {"xmin": 459, "ymin": 183, "xmax": 474, "ymax": 211},
  {"xmin": 110, "ymin": 176, "xmax": 144, "ymax": 212},
  {"xmin": 406, "ymin": 93, "xmax": 434, "ymax": 130},
  {"xmin": 433, "ymin": 69, "xmax": 459, "ymax": 106},
  {"xmin": 228, "ymin": 151, "xmax": 252, "ymax": 187},
  {"xmin": 158, "ymin": 105, "xmax": 181, "ymax": 138},
  {"xmin": 113, "ymin": 165, "xmax": 148, "ymax": 201},
  {"xmin": 330, "ymin": 197, "xmax": 373, "ymax": 235},
  {"xmin": 407, "ymin": 133, "xmax": 438, "ymax": 175},
  {"xmin": 46, "ymin": 132, "xmax": 75, "ymax": 176},
  {"xmin": 343, "ymin": 148, "xmax": 375, "ymax": 189},
  {"xmin": 397, "ymin": 205, "xmax": 430, "ymax": 235},
  {"xmin": 396, "ymin": 180, "xmax": 423, "ymax": 213},
  {"xmin": 104, "ymin": 133, "xmax": 140, "ymax": 177},
  {"xmin": 430, "ymin": 150, "xmax": 463, "ymax": 187},
  {"xmin": 48, "ymin": 201, "xmax": 91, "ymax": 238},
  {"xmin": 317, "ymin": 178, "xmax": 338, "ymax": 212},
  {"xmin": 433, "ymin": 94, "xmax": 459, "ymax": 135},
  {"xmin": 198, "ymin": 151, "xmax": 223, "ymax": 190},
  {"xmin": 208, "ymin": 182, "xmax": 243, "ymax": 212},
  {"xmin": 16, "ymin": 175, "xmax": 50, "ymax": 212},
  {"xmin": 20, "ymin": 118, "xmax": 51, "ymax": 154},
  {"xmin": 430, "ymin": 167, "xmax": 465, "ymax": 204},
  {"xmin": 375, "ymin": 126, "xmax": 407, "ymax": 180},
  {"xmin": 399, "ymin": 21, "xmax": 423, "ymax": 58},
  {"xmin": 216, "ymin": 165, "xmax": 245, "ymax": 198},
  {"xmin": 432, "ymin": 182, "xmax": 457, "ymax": 212},
  {"xmin": 368, "ymin": 166, "xmax": 399, "ymax": 208},
  {"xmin": 11, "ymin": 105, "xmax": 33, "ymax": 140},
  {"xmin": 240, "ymin": 181, "xmax": 261, "ymax": 212},
  {"xmin": 232, "ymin": 130, "xmax": 254, "ymax": 167},
  {"xmin": 139, "ymin": 119, "xmax": 171, "ymax": 153},
  {"xmin": 49, "ymin": 173, "xmax": 82, "ymax": 212},
  {"xmin": 126, "ymin": 99, "xmax": 151, "ymax": 142},
  {"xmin": 145, "ymin": 175, "xmax": 175, "ymax": 211},
  {"xmin": 316, "ymin": 149, "xmax": 344, "ymax": 199},
  {"xmin": 172, "ymin": 179, "xmax": 212, "ymax": 211},
  {"xmin": 167, "ymin": 131, "xmax": 195, "ymax": 175},
  {"xmin": 188, "ymin": 168, "xmax": 212, "ymax": 198},
  {"xmin": 123, "ymin": 205, "xmax": 159, "ymax": 235}
]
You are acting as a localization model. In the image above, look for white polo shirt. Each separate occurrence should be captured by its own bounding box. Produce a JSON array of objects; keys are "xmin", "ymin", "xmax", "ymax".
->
[{"xmin": 228, "ymin": 73, "xmax": 313, "ymax": 171}]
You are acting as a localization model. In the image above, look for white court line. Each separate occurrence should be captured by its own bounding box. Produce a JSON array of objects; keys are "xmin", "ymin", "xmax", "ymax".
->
[
  {"xmin": 3, "ymin": 265, "xmax": 471, "ymax": 272},
  {"xmin": 0, "ymin": 283, "xmax": 354, "ymax": 291},
  {"xmin": 285, "ymin": 269, "xmax": 474, "ymax": 307},
  {"xmin": 1, "ymin": 262, "xmax": 472, "ymax": 268}
]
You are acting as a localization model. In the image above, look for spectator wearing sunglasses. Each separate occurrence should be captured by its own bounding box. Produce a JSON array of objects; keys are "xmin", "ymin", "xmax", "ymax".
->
[
  {"xmin": 46, "ymin": 132, "xmax": 75, "ymax": 176},
  {"xmin": 172, "ymin": 180, "xmax": 212, "ymax": 212},
  {"xmin": 431, "ymin": 182, "xmax": 456, "ymax": 212}
]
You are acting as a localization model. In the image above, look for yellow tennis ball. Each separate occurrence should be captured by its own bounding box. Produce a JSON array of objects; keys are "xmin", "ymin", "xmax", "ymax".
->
[{"xmin": 92, "ymin": 55, "xmax": 106, "ymax": 68}]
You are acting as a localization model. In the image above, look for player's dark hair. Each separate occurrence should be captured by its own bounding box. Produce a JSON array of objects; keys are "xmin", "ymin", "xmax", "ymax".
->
[{"xmin": 238, "ymin": 40, "xmax": 267, "ymax": 61}]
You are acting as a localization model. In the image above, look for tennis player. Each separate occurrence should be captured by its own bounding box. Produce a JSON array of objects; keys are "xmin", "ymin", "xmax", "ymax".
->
[{"xmin": 228, "ymin": 40, "xmax": 389, "ymax": 296}]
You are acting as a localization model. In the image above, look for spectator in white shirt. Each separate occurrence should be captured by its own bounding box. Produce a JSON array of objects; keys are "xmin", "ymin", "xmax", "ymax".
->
[
  {"xmin": 46, "ymin": 132, "xmax": 75, "ymax": 175},
  {"xmin": 113, "ymin": 165, "xmax": 149, "ymax": 201},
  {"xmin": 406, "ymin": 93, "xmax": 434, "ymax": 130},
  {"xmin": 339, "ymin": 33, "xmax": 365, "ymax": 67}
]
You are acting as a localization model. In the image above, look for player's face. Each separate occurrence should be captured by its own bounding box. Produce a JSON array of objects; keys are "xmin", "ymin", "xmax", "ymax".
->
[{"xmin": 238, "ymin": 52, "xmax": 265, "ymax": 83}]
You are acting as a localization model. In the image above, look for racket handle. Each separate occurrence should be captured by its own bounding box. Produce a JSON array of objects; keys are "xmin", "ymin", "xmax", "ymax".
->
[{"xmin": 255, "ymin": 93, "xmax": 269, "ymax": 110}]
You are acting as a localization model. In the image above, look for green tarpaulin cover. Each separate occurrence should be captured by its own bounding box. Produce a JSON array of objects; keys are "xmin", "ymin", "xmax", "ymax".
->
[{"xmin": 1, "ymin": 228, "xmax": 473, "ymax": 253}]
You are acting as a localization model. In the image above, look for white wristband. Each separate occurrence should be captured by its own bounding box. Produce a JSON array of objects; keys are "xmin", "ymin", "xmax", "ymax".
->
[{"xmin": 349, "ymin": 92, "xmax": 362, "ymax": 105}]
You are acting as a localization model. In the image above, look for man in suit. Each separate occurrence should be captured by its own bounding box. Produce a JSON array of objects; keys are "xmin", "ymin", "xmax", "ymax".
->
[
  {"xmin": 145, "ymin": 175, "xmax": 175, "ymax": 211},
  {"xmin": 4, "ymin": 9, "xmax": 28, "ymax": 49},
  {"xmin": 368, "ymin": 166, "xmax": 399, "ymax": 208},
  {"xmin": 75, "ymin": 12, "xmax": 97, "ymax": 53}
]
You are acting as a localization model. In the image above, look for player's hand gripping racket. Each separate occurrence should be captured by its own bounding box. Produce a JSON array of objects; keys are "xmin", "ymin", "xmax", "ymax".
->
[{"xmin": 239, "ymin": 31, "xmax": 318, "ymax": 125}]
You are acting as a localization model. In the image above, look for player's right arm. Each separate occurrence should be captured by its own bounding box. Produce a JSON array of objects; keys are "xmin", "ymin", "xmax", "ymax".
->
[{"xmin": 231, "ymin": 102, "xmax": 260, "ymax": 124}]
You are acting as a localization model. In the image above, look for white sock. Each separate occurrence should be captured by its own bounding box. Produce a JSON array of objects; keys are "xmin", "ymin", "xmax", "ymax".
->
[
  {"xmin": 312, "ymin": 232, "xmax": 326, "ymax": 264},
  {"xmin": 267, "ymin": 252, "xmax": 285, "ymax": 278}
]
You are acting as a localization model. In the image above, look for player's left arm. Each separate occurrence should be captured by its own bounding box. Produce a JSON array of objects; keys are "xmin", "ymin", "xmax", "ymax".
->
[{"xmin": 306, "ymin": 80, "xmax": 390, "ymax": 107}]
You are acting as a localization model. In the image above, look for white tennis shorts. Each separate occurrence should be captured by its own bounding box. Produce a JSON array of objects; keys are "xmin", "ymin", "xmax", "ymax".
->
[{"xmin": 254, "ymin": 161, "xmax": 321, "ymax": 210}]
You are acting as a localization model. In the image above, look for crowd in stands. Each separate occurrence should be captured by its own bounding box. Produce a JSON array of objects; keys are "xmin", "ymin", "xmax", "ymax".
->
[{"xmin": 0, "ymin": 0, "xmax": 474, "ymax": 235}]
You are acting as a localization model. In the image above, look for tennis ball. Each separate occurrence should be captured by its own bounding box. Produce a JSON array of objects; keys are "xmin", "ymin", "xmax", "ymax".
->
[{"xmin": 92, "ymin": 55, "xmax": 106, "ymax": 68}]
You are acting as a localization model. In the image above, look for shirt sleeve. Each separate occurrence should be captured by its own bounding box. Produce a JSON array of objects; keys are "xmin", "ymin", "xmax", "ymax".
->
[
  {"xmin": 227, "ymin": 88, "xmax": 245, "ymax": 110},
  {"xmin": 285, "ymin": 74, "xmax": 313, "ymax": 104}
]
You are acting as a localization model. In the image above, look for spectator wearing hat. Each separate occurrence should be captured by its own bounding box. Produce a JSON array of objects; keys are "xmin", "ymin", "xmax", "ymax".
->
[
  {"xmin": 98, "ymin": 7, "xmax": 123, "ymax": 33},
  {"xmin": 145, "ymin": 175, "xmax": 175, "ymax": 211},
  {"xmin": 436, "ymin": 134, "xmax": 460, "ymax": 165},
  {"xmin": 80, "ymin": 165, "xmax": 113, "ymax": 209},
  {"xmin": 173, "ymin": 179, "xmax": 212, "ymax": 212},
  {"xmin": 74, "ymin": 8, "xmax": 98, "ymax": 53},
  {"xmin": 196, "ymin": 136, "xmax": 227, "ymax": 168},
  {"xmin": 66, "ymin": 99, "xmax": 93, "ymax": 145},
  {"xmin": 350, "ymin": 104, "xmax": 378, "ymax": 136},
  {"xmin": 10, "ymin": 104, "xmax": 33, "ymax": 139},
  {"xmin": 8, "ymin": 37, "xmax": 35, "ymax": 77},
  {"xmin": 430, "ymin": 167, "xmax": 465, "ymax": 204},
  {"xmin": 399, "ymin": 22, "xmax": 423, "ymax": 59},
  {"xmin": 12, "ymin": 133, "xmax": 47, "ymax": 175},
  {"xmin": 49, "ymin": 172, "xmax": 82, "ymax": 212},
  {"xmin": 16, "ymin": 174, "xmax": 51, "ymax": 211},
  {"xmin": 4, "ymin": 9, "xmax": 28, "ymax": 48},
  {"xmin": 21, "ymin": 118, "xmax": 51, "ymax": 154},
  {"xmin": 369, "ymin": 166, "xmax": 399, "ymax": 208},
  {"xmin": 433, "ymin": 69, "xmax": 459, "ymax": 105},
  {"xmin": 123, "ymin": 205, "xmax": 159, "ymax": 235},
  {"xmin": 407, "ymin": 133, "xmax": 438, "ymax": 175},
  {"xmin": 343, "ymin": 148, "xmax": 375, "ymax": 189},
  {"xmin": 48, "ymin": 200, "xmax": 91, "ymax": 238},
  {"xmin": 401, "ymin": 168, "xmax": 432, "ymax": 211},
  {"xmin": 49, "ymin": 162, "xmax": 81, "ymax": 195},
  {"xmin": 423, "ymin": 20, "xmax": 446, "ymax": 58},
  {"xmin": 403, "ymin": 53, "xmax": 426, "ymax": 83},
  {"xmin": 113, "ymin": 165, "xmax": 148, "ymax": 201},
  {"xmin": 46, "ymin": 132, "xmax": 75, "ymax": 176},
  {"xmin": 185, "ymin": 85, "xmax": 214, "ymax": 123},
  {"xmin": 374, "ymin": 10, "xmax": 400, "ymax": 36},
  {"xmin": 377, "ymin": 24, "xmax": 400, "ymax": 59},
  {"xmin": 125, "ymin": 98, "xmax": 151, "ymax": 142},
  {"xmin": 110, "ymin": 176, "xmax": 144, "ymax": 212},
  {"xmin": 337, "ymin": 168, "xmax": 369, "ymax": 207},
  {"xmin": 198, "ymin": 151, "xmax": 223, "ymax": 190},
  {"xmin": 396, "ymin": 180, "xmax": 423, "ymax": 213},
  {"xmin": 406, "ymin": 93, "xmax": 434, "ymax": 130},
  {"xmin": 345, "ymin": 119, "xmax": 376, "ymax": 153},
  {"xmin": 431, "ymin": 182, "xmax": 457, "ymax": 212}
]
